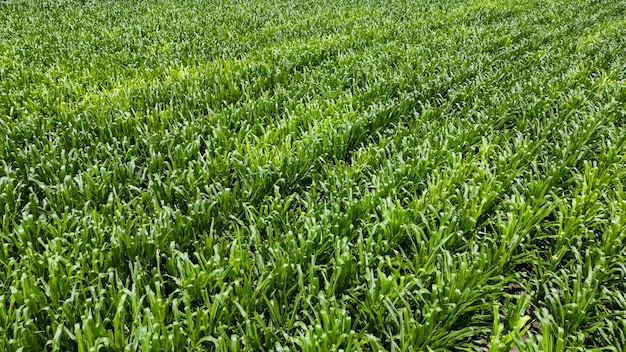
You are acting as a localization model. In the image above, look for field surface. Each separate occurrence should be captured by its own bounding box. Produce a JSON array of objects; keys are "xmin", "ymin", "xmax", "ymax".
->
[{"xmin": 1, "ymin": 0, "xmax": 626, "ymax": 350}]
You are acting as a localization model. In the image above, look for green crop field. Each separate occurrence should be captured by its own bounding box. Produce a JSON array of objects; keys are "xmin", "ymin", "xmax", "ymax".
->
[{"xmin": 1, "ymin": 0, "xmax": 625, "ymax": 350}]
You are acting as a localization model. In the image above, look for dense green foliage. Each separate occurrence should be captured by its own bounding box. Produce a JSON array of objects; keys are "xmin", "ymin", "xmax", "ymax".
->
[{"xmin": 1, "ymin": 0, "xmax": 625, "ymax": 350}]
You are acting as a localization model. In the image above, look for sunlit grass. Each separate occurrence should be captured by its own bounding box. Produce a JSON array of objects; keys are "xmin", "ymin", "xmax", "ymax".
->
[{"xmin": 0, "ymin": 0, "xmax": 625, "ymax": 350}]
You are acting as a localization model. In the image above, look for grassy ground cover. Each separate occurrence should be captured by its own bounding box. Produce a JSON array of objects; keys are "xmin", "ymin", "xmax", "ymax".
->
[{"xmin": 1, "ymin": 0, "xmax": 626, "ymax": 350}]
